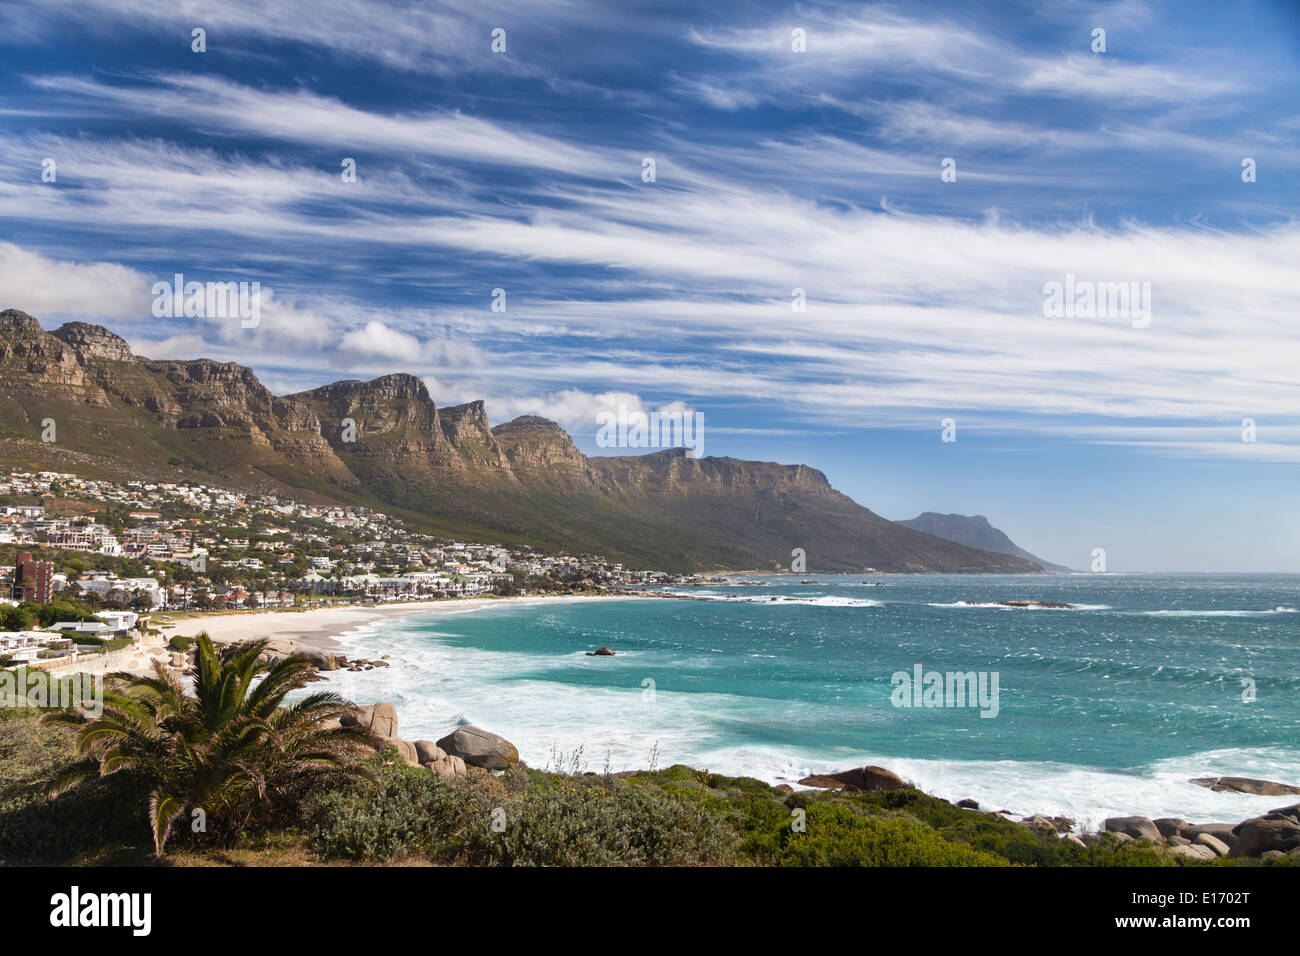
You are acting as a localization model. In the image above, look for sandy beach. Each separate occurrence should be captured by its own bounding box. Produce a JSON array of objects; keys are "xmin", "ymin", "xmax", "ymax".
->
[
  {"xmin": 38, "ymin": 595, "xmax": 640, "ymax": 680},
  {"xmin": 165, "ymin": 594, "xmax": 636, "ymax": 651}
]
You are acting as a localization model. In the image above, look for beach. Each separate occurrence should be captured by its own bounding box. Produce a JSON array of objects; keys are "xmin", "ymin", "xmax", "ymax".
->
[{"xmin": 165, "ymin": 595, "xmax": 631, "ymax": 652}]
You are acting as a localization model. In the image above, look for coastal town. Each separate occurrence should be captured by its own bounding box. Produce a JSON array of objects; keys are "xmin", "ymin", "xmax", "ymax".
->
[{"xmin": 0, "ymin": 469, "xmax": 682, "ymax": 666}]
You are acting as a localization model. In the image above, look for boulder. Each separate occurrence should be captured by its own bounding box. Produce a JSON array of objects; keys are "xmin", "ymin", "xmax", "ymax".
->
[
  {"xmin": 1154, "ymin": 818, "xmax": 1187, "ymax": 839},
  {"xmin": 1266, "ymin": 802, "xmax": 1300, "ymax": 823},
  {"xmin": 424, "ymin": 754, "xmax": 469, "ymax": 779},
  {"xmin": 797, "ymin": 766, "xmax": 909, "ymax": 793},
  {"xmin": 586, "ymin": 647, "xmax": 616, "ymax": 656},
  {"xmin": 341, "ymin": 703, "xmax": 399, "ymax": 740},
  {"xmin": 956, "ymin": 798, "xmax": 979, "ymax": 810},
  {"xmin": 1194, "ymin": 833, "xmax": 1230, "ymax": 857},
  {"xmin": 369, "ymin": 703, "xmax": 399, "ymax": 739},
  {"xmin": 1170, "ymin": 843, "xmax": 1216, "ymax": 861},
  {"xmin": 1063, "ymin": 833, "xmax": 1087, "ymax": 849},
  {"xmin": 1232, "ymin": 816, "xmax": 1300, "ymax": 856},
  {"xmin": 388, "ymin": 738, "xmax": 420, "ymax": 767},
  {"xmin": 340, "ymin": 705, "xmax": 373, "ymax": 729},
  {"xmin": 1189, "ymin": 776, "xmax": 1300, "ymax": 796},
  {"xmin": 1020, "ymin": 815, "xmax": 1059, "ymax": 833},
  {"xmin": 1104, "ymin": 816, "xmax": 1163, "ymax": 843},
  {"xmin": 415, "ymin": 740, "xmax": 446, "ymax": 764},
  {"xmin": 435, "ymin": 725, "xmax": 519, "ymax": 770},
  {"xmin": 1167, "ymin": 835, "xmax": 1192, "ymax": 847},
  {"xmin": 427, "ymin": 757, "xmax": 457, "ymax": 780},
  {"xmin": 1182, "ymin": 824, "xmax": 1238, "ymax": 853}
]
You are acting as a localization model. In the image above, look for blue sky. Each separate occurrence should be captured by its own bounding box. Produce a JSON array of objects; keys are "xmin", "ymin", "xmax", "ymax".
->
[{"xmin": 0, "ymin": 0, "xmax": 1297, "ymax": 571}]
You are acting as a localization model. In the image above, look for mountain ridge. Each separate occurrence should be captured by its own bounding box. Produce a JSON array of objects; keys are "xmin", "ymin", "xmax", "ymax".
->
[
  {"xmin": 0, "ymin": 309, "xmax": 1044, "ymax": 574},
  {"xmin": 897, "ymin": 512, "xmax": 1072, "ymax": 573}
]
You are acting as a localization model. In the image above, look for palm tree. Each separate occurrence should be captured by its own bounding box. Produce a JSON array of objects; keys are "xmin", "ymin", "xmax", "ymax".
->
[{"xmin": 42, "ymin": 633, "xmax": 377, "ymax": 856}]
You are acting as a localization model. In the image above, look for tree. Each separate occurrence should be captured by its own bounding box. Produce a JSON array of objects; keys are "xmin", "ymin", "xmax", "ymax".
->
[
  {"xmin": 0, "ymin": 604, "xmax": 34, "ymax": 631},
  {"xmin": 42, "ymin": 634, "xmax": 377, "ymax": 856}
]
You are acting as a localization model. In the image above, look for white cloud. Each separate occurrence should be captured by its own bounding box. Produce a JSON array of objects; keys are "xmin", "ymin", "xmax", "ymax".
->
[
  {"xmin": 338, "ymin": 320, "xmax": 422, "ymax": 361},
  {"xmin": 0, "ymin": 242, "xmax": 151, "ymax": 319}
]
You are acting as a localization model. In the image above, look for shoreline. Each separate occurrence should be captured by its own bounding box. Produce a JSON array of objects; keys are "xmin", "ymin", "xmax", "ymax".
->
[
  {"xmin": 167, "ymin": 593, "xmax": 646, "ymax": 652},
  {"xmin": 48, "ymin": 590, "xmax": 1296, "ymax": 835}
]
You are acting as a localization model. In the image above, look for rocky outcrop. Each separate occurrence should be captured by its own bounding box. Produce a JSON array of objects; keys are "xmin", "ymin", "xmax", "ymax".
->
[
  {"xmin": 1232, "ymin": 813, "xmax": 1300, "ymax": 857},
  {"xmin": 586, "ymin": 647, "xmax": 615, "ymax": 656},
  {"xmin": 436, "ymin": 725, "xmax": 520, "ymax": 770},
  {"xmin": 1153, "ymin": 818, "xmax": 1187, "ymax": 839},
  {"xmin": 1104, "ymin": 816, "xmax": 1163, "ymax": 843},
  {"xmin": 798, "ymin": 766, "xmax": 909, "ymax": 793},
  {"xmin": 1194, "ymin": 833, "xmax": 1231, "ymax": 857}
]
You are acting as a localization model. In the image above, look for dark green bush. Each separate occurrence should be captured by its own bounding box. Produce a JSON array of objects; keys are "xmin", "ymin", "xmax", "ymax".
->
[
  {"xmin": 310, "ymin": 763, "xmax": 476, "ymax": 862},
  {"xmin": 759, "ymin": 802, "xmax": 1010, "ymax": 866},
  {"xmin": 311, "ymin": 765, "xmax": 736, "ymax": 866}
]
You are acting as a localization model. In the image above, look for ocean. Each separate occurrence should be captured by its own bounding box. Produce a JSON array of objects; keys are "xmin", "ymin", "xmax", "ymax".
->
[{"xmin": 318, "ymin": 573, "xmax": 1300, "ymax": 829}]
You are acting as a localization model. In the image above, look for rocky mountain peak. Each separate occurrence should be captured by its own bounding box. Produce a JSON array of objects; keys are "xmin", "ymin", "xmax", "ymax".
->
[
  {"xmin": 51, "ymin": 322, "xmax": 135, "ymax": 363},
  {"xmin": 0, "ymin": 309, "xmax": 45, "ymax": 335}
]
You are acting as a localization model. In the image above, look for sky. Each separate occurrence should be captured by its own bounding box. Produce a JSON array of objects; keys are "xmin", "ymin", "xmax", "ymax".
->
[{"xmin": 0, "ymin": 0, "xmax": 1297, "ymax": 572}]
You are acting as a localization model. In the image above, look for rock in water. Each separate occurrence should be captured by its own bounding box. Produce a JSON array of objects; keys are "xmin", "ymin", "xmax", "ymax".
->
[
  {"xmin": 586, "ymin": 647, "xmax": 615, "ymax": 656},
  {"xmin": 436, "ymin": 725, "xmax": 520, "ymax": 770},
  {"xmin": 1189, "ymin": 776, "xmax": 1300, "ymax": 796}
]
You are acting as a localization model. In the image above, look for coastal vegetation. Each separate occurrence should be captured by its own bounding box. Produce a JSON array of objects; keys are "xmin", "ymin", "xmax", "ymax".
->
[
  {"xmin": 3, "ymin": 652, "xmax": 1290, "ymax": 866},
  {"xmin": 33, "ymin": 635, "xmax": 376, "ymax": 855}
]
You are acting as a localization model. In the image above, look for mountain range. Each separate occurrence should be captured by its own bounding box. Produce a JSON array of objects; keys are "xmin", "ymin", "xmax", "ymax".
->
[
  {"xmin": 897, "ymin": 513, "xmax": 1072, "ymax": 573},
  {"xmin": 0, "ymin": 309, "xmax": 1048, "ymax": 573}
]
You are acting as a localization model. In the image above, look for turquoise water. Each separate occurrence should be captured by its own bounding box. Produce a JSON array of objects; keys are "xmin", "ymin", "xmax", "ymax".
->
[{"xmin": 322, "ymin": 574, "xmax": 1300, "ymax": 827}]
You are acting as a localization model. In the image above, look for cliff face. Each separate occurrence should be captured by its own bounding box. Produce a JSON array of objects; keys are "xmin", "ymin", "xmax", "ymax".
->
[{"xmin": 0, "ymin": 310, "xmax": 1044, "ymax": 572}]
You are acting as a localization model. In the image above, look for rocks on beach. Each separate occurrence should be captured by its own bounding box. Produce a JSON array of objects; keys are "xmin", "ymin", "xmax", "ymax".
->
[
  {"xmin": 336, "ymin": 703, "xmax": 517, "ymax": 781},
  {"xmin": 436, "ymin": 725, "xmax": 521, "ymax": 770}
]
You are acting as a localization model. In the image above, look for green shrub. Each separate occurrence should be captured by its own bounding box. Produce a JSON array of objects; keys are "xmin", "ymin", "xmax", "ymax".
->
[
  {"xmin": 0, "ymin": 711, "xmax": 149, "ymax": 862},
  {"xmin": 167, "ymin": 635, "xmax": 194, "ymax": 652},
  {"xmin": 467, "ymin": 784, "xmax": 736, "ymax": 867},
  {"xmin": 311, "ymin": 765, "xmax": 736, "ymax": 866},
  {"xmin": 310, "ymin": 763, "xmax": 476, "ymax": 862},
  {"xmin": 762, "ymin": 802, "xmax": 1010, "ymax": 867}
]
